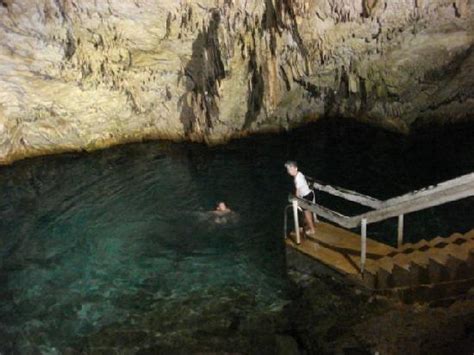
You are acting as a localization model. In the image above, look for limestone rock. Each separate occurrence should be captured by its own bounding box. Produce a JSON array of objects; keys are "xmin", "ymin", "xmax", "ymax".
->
[{"xmin": 0, "ymin": 0, "xmax": 473, "ymax": 163}]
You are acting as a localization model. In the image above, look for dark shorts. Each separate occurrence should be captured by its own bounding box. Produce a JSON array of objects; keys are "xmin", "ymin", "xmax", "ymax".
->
[{"xmin": 302, "ymin": 191, "xmax": 314, "ymax": 202}]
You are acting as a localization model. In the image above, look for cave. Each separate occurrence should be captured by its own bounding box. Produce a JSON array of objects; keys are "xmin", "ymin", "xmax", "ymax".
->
[{"xmin": 0, "ymin": 1, "xmax": 473, "ymax": 353}]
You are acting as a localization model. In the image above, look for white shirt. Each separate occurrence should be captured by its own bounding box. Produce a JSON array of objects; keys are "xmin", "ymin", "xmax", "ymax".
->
[{"xmin": 294, "ymin": 172, "xmax": 311, "ymax": 198}]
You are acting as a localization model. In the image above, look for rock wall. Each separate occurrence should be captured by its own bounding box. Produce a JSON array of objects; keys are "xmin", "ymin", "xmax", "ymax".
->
[{"xmin": 0, "ymin": 0, "xmax": 473, "ymax": 163}]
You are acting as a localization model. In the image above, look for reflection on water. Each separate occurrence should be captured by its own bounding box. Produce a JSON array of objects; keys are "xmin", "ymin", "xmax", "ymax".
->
[{"xmin": 0, "ymin": 119, "xmax": 473, "ymax": 351}]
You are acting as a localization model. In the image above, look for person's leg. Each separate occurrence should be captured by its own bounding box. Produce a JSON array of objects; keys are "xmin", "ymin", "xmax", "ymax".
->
[
  {"xmin": 304, "ymin": 210, "xmax": 316, "ymax": 235},
  {"xmin": 301, "ymin": 191, "xmax": 316, "ymax": 235}
]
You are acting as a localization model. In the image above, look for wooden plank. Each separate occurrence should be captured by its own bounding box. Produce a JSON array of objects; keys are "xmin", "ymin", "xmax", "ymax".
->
[
  {"xmin": 360, "ymin": 183, "xmax": 474, "ymax": 224},
  {"xmin": 314, "ymin": 222, "xmax": 395, "ymax": 255},
  {"xmin": 380, "ymin": 172, "xmax": 474, "ymax": 208},
  {"xmin": 397, "ymin": 214, "xmax": 404, "ymax": 248},
  {"xmin": 294, "ymin": 172, "xmax": 474, "ymax": 232},
  {"xmin": 286, "ymin": 222, "xmax": 395, "ymax": 277},
  {"xmin": 286, "ymin": 235, "xmax": 361, "ymax": 276},
  {"xmin": 361, "ymin": 218, "xmax": 367, "ymax": 273},
  {"xmin": 293, "ymin": 197, "xmax": 359, "ymax": 228},
  {"xmin": 311, "ymin": 179, "xmax": 382, "ymax": 209},
  {"xmin": 292, "ymin": 199, "xmax": 301, "ymax": 244}
]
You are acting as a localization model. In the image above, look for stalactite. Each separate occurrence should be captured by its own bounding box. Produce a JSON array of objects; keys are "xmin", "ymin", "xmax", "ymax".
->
[{"xmin": 0, "ymin": 0, "xmax": 472, "ymax": 164}]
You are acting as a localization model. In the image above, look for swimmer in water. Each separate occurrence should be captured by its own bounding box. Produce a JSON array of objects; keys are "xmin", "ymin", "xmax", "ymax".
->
[
  {"xmin": 212, "ymin": 201, "xmax": 235, "ymax": 224},
  {"xmin": 214, "ymin": 201, "xmax": 231, "ymax": 215}
]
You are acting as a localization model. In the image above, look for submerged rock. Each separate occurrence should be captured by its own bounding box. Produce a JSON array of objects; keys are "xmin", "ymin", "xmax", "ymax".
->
[
  {"xmin": 283, "ymin": 273, "xmax": 474, "ymax": 355},
  {"xmin": 0, "ymin": 0, "xmax": 473, "ymax": 163}
]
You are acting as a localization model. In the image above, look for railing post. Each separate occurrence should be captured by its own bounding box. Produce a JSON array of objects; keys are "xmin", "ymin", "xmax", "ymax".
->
[
  {"xmin": 311, "ymin": 188, "xmax": 319, "ymax": 222},
  {"xmin": 313, "ymin": 211, "xmax": 319, "ymax": 223},
  {"xmin": 361, "ymin": 218, "xmax": 367, "ymax": 274},
  {"xmin": 292, "ymin": 199, "xmax": 301, "ymax": 244},
  {"xmin": 397, "ymin": 214, "xmax": 404, "ymax": 248}
]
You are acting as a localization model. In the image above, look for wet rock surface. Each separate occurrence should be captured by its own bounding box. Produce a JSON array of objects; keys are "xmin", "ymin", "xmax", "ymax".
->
[
  {"xmin": 0, "ymin": 0, "xmax": 473, "ymax": 164},
  {"xmin": 3, "ymin": 273, "xmax": 473, "ymax": 354},
  {"xmin": 287, "ymin": 275, "xmax": 474, "ymax": 355}
]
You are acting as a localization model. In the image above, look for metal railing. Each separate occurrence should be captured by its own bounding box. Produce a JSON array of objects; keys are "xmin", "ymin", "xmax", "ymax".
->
[{"xmin": 284, "ymin": 172, "xmax": 474, "ymax": 273}]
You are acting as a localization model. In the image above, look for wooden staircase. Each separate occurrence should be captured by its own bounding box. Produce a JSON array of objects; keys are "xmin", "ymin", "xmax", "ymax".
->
[
  {"xmin": 362, "ymin": 230, "xmax": 474, "ymax": 302},
  {"xmin": 285, "ymin": 173, "xmax": 474, "ymax": 302}
]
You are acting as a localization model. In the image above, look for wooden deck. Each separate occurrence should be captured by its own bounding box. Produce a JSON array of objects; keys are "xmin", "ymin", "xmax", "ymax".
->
[{"xmin": 285, "ymin": 222, "xmax": 396, "ymax": 279}]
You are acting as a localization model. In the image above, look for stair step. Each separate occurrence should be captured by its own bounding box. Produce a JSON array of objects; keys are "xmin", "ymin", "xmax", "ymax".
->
[
  {"xmin": 427, "ymin": 258, "xmax": 450, "ymax": 283},
  {"xmin": 425, "ymin": 248, "xmax": 450, "ymax": 265},
  {"xmin": 442, "ymin": 242, "xmax": 471, "ymax": 261},
  {"xmin": 373, "ymin": 252, "xmax": 428, "ymax": 289},
  {"xmin": 390, "ymin": 233, "xmax": 471, "ymax": 257},
  {"xmin": 453, "ymin": 261, "xmax": 474, "ymax": 280},
  {"xmin": 429, "ymin": 233, "xmax": 469, "ymax": 248},
  {"xmin": 464, "ymin": 229, "xmax": 474, "ymax": 240},
  {"xmin": 443, "ymin": 252, "xmax": 474, "ymax": 281},
  {"xmin": 444, "ymin": 232, "xmax": 468, "ymax": 244},
  {"xmin": 466, "ymin": 248, "xmax": 474, "ymax": 272},
  {"xmin": 444, "ymin": 255, "xmax": 466, "ymax": 280},
  {"xmin": 375, "ymin": 257, "xmax": 395, "ymax": 274},
  {"xmin": 464, "ymin": 249, "xmax": 474, "ymax": 271},
  {"xmin": 391, "ymin": 250, "xmax": 430, "ymax": 268},
  {"xmin": 368, "ymin": 232, "xmax": 474, "ymax": 290},
  {"xmin": 361, "ymin": 271, "xmax": 377, "ymax": 289},
  {"xmin": 374, "ymin": 249, "xmax": 434, "ymax": 285},
  {"xmin": 391, "ymin": 264, "xmax": 418, "ymax": 288},
  {"xmin": 376, "ymin": 267, "xmax": 393, "ymax": 289},
  {"xmin": 389, "ymin": 239, "xmax": 431, "ymax": 256},
  {"xmin": 410, "ymin": 262, "xmax": 431, "ymax": 285},
  {"xmin": 430, "ymin": 236, "xmax": 451, "ymax": 248}
]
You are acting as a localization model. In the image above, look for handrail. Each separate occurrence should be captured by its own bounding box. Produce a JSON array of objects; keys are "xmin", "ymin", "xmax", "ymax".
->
[
  {"xmin": 380, "ymin": 173, "xmax": 474, "ymax": 208},
  {"xmin": 360, "ymin": 182, "xmax": 474, "ymax": 224},
  {"xmin": 292, "ymin": 197, "xmax": 357, "ymax": 228},
  {"xmin": 284, "ymin": 203, "xmax": 303, "ymax": 242},
  {"xmin": 287, "ymin": 172, "xmax": 474, "ymax": 274},
  {"xmin": 311, "ymin": 179, "xmax": 382, "ymax": 209}
]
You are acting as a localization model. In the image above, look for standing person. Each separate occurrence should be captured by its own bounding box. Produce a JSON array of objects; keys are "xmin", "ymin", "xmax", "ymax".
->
[{"xmin": 285, "ymin": 161, "xmax": 316, "ymax": 236}]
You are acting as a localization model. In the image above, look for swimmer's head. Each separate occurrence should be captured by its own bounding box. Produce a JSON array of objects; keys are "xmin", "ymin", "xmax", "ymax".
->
[{"xmin": 216, "ymin": 201, "xmax": 228, "ymax": 211}]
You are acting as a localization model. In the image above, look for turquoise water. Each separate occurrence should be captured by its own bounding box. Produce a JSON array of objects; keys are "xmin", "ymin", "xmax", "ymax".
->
[{"xmin": 0, "ymin": 119, "xmax": 473, "ymax": 352}]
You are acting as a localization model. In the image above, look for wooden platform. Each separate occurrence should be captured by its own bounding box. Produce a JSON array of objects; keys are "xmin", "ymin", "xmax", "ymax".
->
[{"xmin": 285, "ymin": 222, "xmax": 395, "ymax": 280}]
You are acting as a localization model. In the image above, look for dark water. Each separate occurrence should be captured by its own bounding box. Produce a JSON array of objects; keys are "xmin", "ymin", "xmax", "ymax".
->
[{"xmin": 0, "ymin": 119, "xmax": 473, "ymax": 352}]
